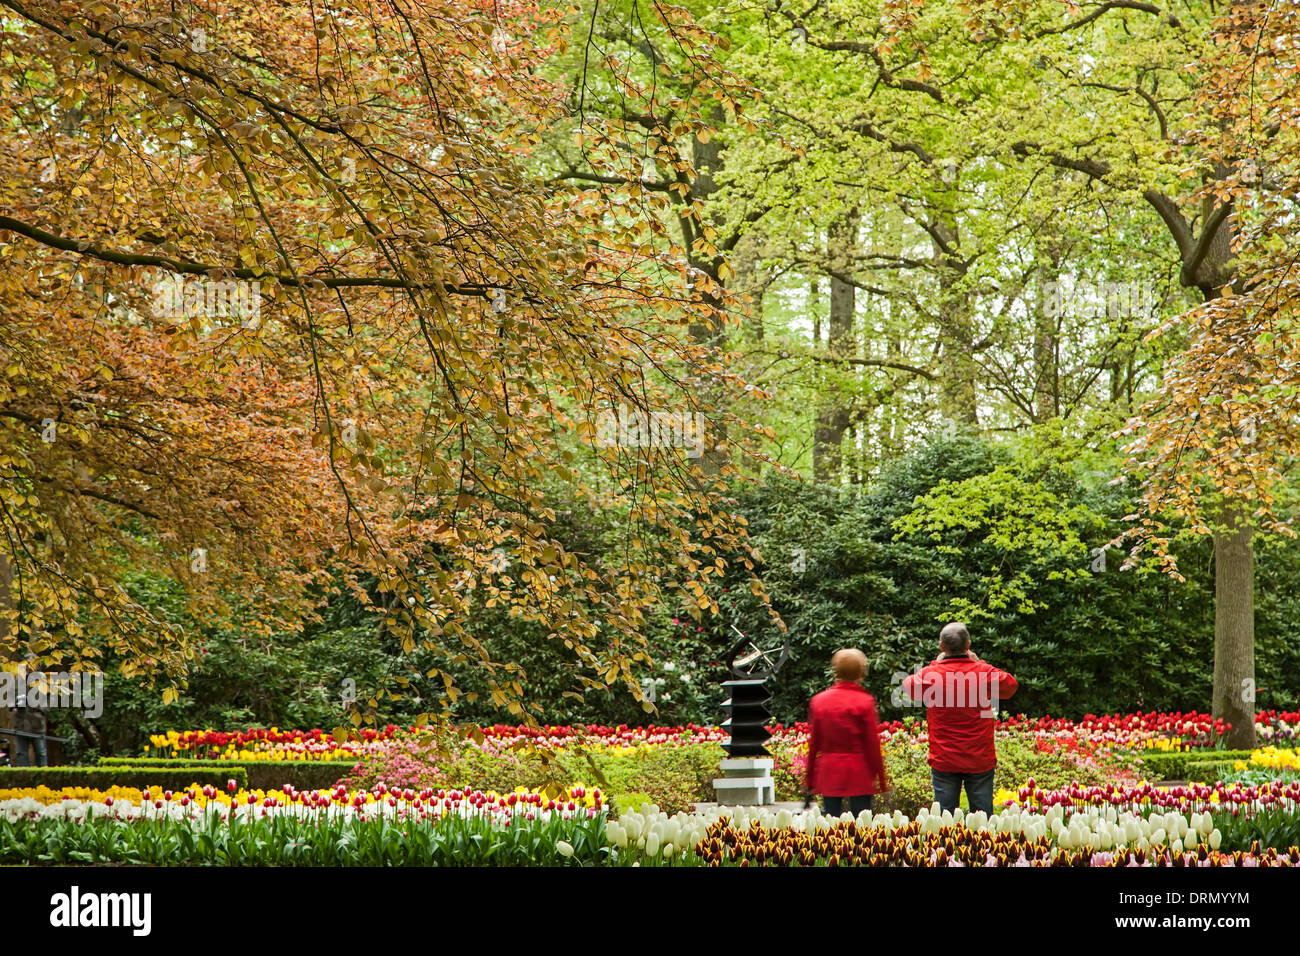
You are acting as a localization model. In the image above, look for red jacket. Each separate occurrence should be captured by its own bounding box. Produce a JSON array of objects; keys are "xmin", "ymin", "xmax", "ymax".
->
[
  {"xmin": 903, "ymin": 655, "xmax": 1018, "ymax": 773},
  {"xmin": 805, "ymin": 682, "xmax": 888, "ymax": 797}
]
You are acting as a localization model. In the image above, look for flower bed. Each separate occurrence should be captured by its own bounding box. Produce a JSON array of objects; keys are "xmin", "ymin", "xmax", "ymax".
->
[
  {"xmin": 995, "ymin": 778, "xmax": 1300, "ymax": 853},
  {"xmin": 5, "ymin": 784, "xmax": 1296, "ymax": 866},
  {"xmin": 0, "ymin": 783, "xmax": 606, "ymax": 866},
  {"xmin": 607, "ymin": 802, "xmax": 1299, "ymax": 866},
  {"xmin": 92, "ymin": 710, "xmax": 1300, "ymax": 828}
]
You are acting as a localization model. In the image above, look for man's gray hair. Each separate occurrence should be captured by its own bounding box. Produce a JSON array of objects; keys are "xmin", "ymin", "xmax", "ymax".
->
[{"xmin": 939, "ymin": 622, "xmax": 970, "ymax": 654}]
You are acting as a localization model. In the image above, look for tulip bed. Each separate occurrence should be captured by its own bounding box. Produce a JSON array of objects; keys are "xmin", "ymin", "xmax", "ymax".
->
[
  {"xmin": 145, "ymin": 724, "xmax": 734, "ymax": 762},
  {"xmin": 145, "ymin": 711, "xmax": 1300, "ymax": 762},
  {"xmin": 4, "ymin": 782, "xmax": 1298, "ymax": 867},
  {"xmin": 0, "ymin": 784, "xmax": 610, "ymax": 866},
  {"xmin": 126, "ymin": 710, "xmax": 1300, "ymax": 818},
  {"xmin": 5, "ymin": 709, "xmax": 1296, "ymax": 866},
  {"xmin": 605, "ymin": 799, "xmax": 1300, "ymax": 867}
]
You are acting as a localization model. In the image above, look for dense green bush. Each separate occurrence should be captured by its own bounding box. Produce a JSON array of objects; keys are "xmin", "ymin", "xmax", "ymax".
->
[
  {"xmin": 1183, "ymin": 760, "xmax": 1244, "ymax": 784},
  {"xmin": 0, "ymin": 766, "xmax": 248, "ymax": 791},
  {"xmin": 1125, "ymin": 751, "xmax": 1256, "ymax": 780},
  {"xmin": 705, "ymin": 434, "xmax": 1299, "ymax": 724},
  {"xmin": 55, "ymin": 433, "xmax": 1300, "ymax": 744}
]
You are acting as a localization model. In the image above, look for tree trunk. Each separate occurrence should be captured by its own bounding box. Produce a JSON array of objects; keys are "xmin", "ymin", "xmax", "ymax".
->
[
  {"xmin": 1213, "ymin": 511, "xmax": 1256, "ymax": 749},
  {"xmin": 813, "ymin": 213, "xmax": 857, "ymax": 482},
  {"xmin": 0, "ymin": 552, "xmax": 12, "ymax": 738},
  {"xmin": 682, "ymin": 106, "xmax": 729, "ymax": 475}
]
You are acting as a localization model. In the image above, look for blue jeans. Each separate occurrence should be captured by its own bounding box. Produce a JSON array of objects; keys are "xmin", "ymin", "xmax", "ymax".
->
[
  {"xmin": 821, "ymin": 794, "xmax": 874, "ymax": 818},
  {"xmin": 931, "ymin": 768, "xmax": 994, "ymax": 815},
  {"xmin": 10, "ymin": 731, "xmax": 47, "ymax": 767}
]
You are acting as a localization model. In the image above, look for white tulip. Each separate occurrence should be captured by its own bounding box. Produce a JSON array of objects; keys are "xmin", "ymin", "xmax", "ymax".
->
[
  {"xmin": 606, "ymin": 822, "xmax": 625, "ymax": 848},
  {"xmin": 1210, "ymin": 829, "xmax": 1222, "ymax": 851}
]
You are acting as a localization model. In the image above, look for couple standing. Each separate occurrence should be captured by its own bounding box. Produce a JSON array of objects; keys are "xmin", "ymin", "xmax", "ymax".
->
[{"xmin": 803, "ymin": 622, "xmax": 1018, "ymax": 817}]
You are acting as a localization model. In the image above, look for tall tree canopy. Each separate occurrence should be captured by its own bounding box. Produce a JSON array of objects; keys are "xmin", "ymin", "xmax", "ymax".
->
[{"xmin": 0, "ymin": 0, "xmax": 766, "ymax": 719}]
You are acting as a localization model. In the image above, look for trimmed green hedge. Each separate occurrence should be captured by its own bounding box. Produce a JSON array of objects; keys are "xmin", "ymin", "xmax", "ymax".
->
[
  {"xmin": 98, "ymin": 757, "xmax": 355, "ymax": 791},
  {"xmin": 1184, "ymin": 760, "xmax": 1244, "ymax": 784},
  {"xmin": 1128, "ymin": 750, "xmax": 1255, "ymax": 780},
  {"xmin": 0, "ymin": 765, "xmax": 248, "ymax": 791}
]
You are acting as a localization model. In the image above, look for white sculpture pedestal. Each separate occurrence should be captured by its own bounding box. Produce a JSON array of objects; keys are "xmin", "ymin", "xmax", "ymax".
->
[{"xmin": 712, "ymin": 757, "xmax": 775, "ymax": 806}]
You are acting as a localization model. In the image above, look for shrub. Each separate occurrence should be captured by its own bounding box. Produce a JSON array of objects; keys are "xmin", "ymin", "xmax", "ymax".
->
[
  {"xmin": 96, "ymin": 757, "xmax": 354, "ymax": 791},
  {"xmin": 1125, "ymin": 751, "xmax": 1255, "ymax": 780},
  {"xmin": 0, "ymin": 766, "xmax": 248, "ymax": 791}
]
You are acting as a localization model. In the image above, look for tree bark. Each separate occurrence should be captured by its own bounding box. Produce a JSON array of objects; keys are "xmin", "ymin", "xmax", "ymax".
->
[
  {"xmin": 813, "ymin": 212, "xmax": 858, "ymax": 481},
  {"xmin": 683, "ymin": 106, "xmax": 730, "ymax": 476},
  {"xmin": 1213, "ymin": 510, "xmax": 1256, "ymax": 749},
  {"xmin": 0, "ymin": 552, "xmax": 12, "ymax": 738}
]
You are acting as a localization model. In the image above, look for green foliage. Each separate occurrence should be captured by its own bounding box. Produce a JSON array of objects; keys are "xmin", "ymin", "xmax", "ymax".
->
[
  {"xmin": 64, "ymin": 432, "xmax": 1299, "ymax": 739},
  {"xmin": 1214, "ymin": 809, "xmax": 1300, "ymax": 855},
  {"xmin": 1126, "ymin": 751, "xmax": 1256, "ymax": 781},
  {"xmin": 96, "ymin": 758, "xmax": 356, "ymax": 791},
  {"xmin": 0, "ymin": 766, "xmax": 248, "ymax": 791},
  {"xmin": 1183, "ymin": 760, "xmax": 1242, "ymax": 784},
  {"xmin": 706, "ymin": 431, "xmax": 1253, "ymax": 723}
]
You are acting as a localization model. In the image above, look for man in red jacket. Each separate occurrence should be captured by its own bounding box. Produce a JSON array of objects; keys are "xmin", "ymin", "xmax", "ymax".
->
[
  {"xmin": 903, "ymin": 623, "xmax": 1017, "ymax": 815},
  {"xmin": 804, "ymin": 648, "xmax": 889, "ymax": 818}
]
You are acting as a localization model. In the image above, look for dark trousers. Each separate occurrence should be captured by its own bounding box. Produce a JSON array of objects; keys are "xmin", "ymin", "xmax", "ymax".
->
[
  {"xmin": 821, "ymin": 794, "xmax": 874, "ymax": 818},
  {"xmin": 930, "ymin": 768, "xmax": 995, "ymax": 815}
]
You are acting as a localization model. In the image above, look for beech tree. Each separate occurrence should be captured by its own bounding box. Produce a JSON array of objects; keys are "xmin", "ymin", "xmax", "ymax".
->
[
  {"xmin": 0, "ymin": 0, "xmax": 765, "ymax": 721},
  {"xmin": 649, "ymin": 0, "xmax": 1274, "ymax": 741},
  {"xmin": 1123, "ymin": 1, "xmax": 1300, "ymax": 748}
]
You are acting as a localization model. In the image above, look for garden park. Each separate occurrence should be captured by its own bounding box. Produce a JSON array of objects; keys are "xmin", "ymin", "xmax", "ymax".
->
[{"xmin": 1, "ymin": 0, "xmax": 1300, "ymax": 921}]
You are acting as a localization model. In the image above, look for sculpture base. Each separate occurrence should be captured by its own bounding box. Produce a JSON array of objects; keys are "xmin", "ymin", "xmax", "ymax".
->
[{"xmin": 712, "ymin": 757, "xmax": 775, "ymax": 806}]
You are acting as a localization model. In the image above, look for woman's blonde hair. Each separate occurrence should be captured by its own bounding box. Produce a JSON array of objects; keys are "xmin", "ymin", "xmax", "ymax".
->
[{"xmin": 831, "ymin": 648, "xmax": 867, "ymax": 682}]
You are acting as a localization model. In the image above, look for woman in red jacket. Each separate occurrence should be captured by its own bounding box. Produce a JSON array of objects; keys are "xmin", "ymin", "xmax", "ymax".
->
[{"xmin": 804, "ymin": 648, "xmax": 889, "ymax": 817}]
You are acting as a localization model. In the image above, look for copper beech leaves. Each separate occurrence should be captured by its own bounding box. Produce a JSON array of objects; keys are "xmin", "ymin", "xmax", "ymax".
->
[
  {"xmin": 0, "ymin": 0, "xmax": 768, "ymax": 718},
  {"xmin": 1118, "ymin": 3, "xmax": 1300, "ymax": 565}
]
